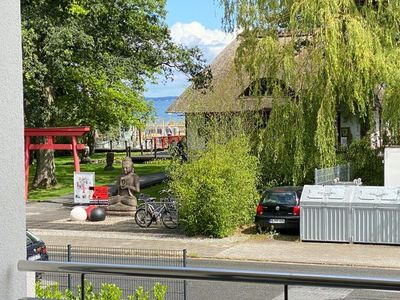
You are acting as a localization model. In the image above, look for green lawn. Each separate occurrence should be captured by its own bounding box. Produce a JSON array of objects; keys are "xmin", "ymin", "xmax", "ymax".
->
[{"xmin": 28, "ymin": 152, "xmax": 169, "ymax": 201}]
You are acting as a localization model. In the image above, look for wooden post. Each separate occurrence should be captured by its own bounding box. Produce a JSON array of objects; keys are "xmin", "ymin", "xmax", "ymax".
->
[
  {"xmin": 71, "ymin": 136, "xmax": 80, "ymax": 172},
  {"xmin": 138, "ymin": 128, "xmax": 144, "ymax": 155},
  {"xmin": 153, "ymin": 137, "xmax": 157, "ymax": 158},
  {"xmin": 161, "ymin": 136, "xmax": 166, "ymax": 149}
]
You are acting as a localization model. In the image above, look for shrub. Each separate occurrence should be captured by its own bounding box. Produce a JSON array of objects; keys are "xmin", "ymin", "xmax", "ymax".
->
[
  {"xmin": 35, "ymin": 280, "xmax": 167, "ymax": 300},
  {"xmin": 345, "ymin": 138, "xmax": 384, "ymax": 186},
  {"xmin": 168, "ymin": 134, "xmax": 259, "ymax": 238}
]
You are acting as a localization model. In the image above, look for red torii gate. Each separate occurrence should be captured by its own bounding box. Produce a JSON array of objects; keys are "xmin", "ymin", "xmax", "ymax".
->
[{"xmin": 24, "ymin": 126, "xmax": 90, "ymax": 201}]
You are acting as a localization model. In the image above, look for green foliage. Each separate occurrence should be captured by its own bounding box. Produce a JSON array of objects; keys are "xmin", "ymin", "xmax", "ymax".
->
[
  {"xmin": 36, "ymin": 281, "xmax": 64, "ymax": 299},
  {"xmin": 36, "ymin": 280, "xmax": 167, "ymax": 300},
  {"xmin": 132, "ymin": 287, "xmax": 149, "ymax": 300},
  {"xmin": 258, "ymin": 99, "xmax": 315, "ymax": 187},
  {"xmin": 152, "ymin": 283, "xmax": 168, "ymax": 300},
  {"xmin": 345, "ymin": 138, "xmax": 384, "ymax": 186},
  {"xmin": 218, "ymin": 0, "xmax": 400, "ymax": 184},
  {"xmin": 168, "ymin": 132, "xmax": 259, "ymax": 238}
]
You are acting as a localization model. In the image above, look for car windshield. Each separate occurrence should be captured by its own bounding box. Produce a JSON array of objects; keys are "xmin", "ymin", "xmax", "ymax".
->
[{"xmin": 262, "ymin": 191, "xmax": 297, "ymax": 206}]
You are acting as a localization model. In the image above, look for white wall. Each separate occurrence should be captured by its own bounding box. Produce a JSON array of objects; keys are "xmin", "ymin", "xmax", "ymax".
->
[
  {"xmin": 384, "ymin": 148, "xmax": 400, "ymax": 187},
  {"xmin": 0, "ymin": 1, "xmax": 27, "ymax": 299}
]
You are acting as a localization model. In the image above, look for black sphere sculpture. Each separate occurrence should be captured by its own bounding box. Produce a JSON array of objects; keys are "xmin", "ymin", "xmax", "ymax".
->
[{"xmin": 89, "ymin": 207, "xmax": 106, "ymax": 222}]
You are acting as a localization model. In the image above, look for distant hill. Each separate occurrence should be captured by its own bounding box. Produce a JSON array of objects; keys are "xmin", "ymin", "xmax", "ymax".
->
[{"xmin": 146, "ymin": 96, "xmax": 184, "ymax": 122}]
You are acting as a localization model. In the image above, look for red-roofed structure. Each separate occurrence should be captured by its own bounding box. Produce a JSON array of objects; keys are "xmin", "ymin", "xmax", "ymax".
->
[{"xmin": 24, "ymin": 126, "xmax": 90, "ymax": 201}]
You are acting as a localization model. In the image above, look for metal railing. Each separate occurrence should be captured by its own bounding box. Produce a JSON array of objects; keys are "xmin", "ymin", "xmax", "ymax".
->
[
  {"xmin": 41, "ymin": 245, "xmax": 186, "ymax": 300},
  {"xmin": 315, "ymin": 163, "xmax": 351, "ymax": 185},
  {"xmin": 19, "ymin": 260, "xmax": 400, "ymax": 300}
]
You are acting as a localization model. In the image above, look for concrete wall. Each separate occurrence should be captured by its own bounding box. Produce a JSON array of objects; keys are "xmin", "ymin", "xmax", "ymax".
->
[{"xmin": 0, "ymin": 1, "xmax": 27, "ymax": 299}]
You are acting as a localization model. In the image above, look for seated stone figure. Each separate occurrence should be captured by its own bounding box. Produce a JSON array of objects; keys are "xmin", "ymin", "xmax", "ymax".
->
[{"xmin": 107, "ymin": 157, "xmax": 140, "ymax": 215}]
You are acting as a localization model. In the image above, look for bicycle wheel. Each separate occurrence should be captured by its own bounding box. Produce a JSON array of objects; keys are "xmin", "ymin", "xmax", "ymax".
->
[
  {"xmin": 161, "ymin": 210, "xmax": 178, "ymax": 229},
  {"xmin": 135, "ymin": 208, "xmax": 152, "ymax": 228}
]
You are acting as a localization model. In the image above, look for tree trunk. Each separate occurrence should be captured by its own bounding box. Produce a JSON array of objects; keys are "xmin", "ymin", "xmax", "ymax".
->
[
  {"xmin": 87, "ymin": 130, "xmax": 96, "ymax": 155},
  {"xmin": 32, "ymin": 86, "xmax": 57, "ymax": 189},
  {"xmin": 32, "ymin": 147, "xmax": 57, "ymax": 189}
]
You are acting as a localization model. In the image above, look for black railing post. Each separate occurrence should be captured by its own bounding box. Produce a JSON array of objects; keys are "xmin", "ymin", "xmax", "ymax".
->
[
  {"xmin": 67, "ymin": 244, "xmax": 71, "ymax": 291},
  {"xmin": 183, "ymin": 249, "xmax": 187, "ymax": 300},
  {"xmin": 154, "ymin": 139, "xmax": 157, "ymax": 158},
  {"xmin": 81, "ymin": 273, "xmax": 85, "ymax": 300},
  {"xmin": 284, "ymin": 284, "xmax": 288, "ymax": 300}
]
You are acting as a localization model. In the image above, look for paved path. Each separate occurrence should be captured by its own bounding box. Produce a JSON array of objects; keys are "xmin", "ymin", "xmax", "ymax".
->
[{"xmin": 26, "ymin": 200, "xmax": 400, "ymax": 269}]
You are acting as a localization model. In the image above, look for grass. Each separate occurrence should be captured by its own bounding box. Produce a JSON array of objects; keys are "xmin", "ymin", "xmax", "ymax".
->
[
  {"xmin": 139, "ymin": 182, "xmax": 168, "ymax": 199},
  {"xmin": 28, "ymin": 152, "xmax": 170, "ymax": 201}
]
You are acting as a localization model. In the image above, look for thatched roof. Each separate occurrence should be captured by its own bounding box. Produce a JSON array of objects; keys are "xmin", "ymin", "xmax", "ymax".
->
[{"xmin": 167, "ymin": 37, "xmax": 273, "ymax": 113}]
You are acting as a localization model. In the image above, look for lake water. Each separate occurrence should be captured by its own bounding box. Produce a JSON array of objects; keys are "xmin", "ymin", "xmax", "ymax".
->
[{"xmin": 146, "ymin": 96, "xmax": 184, "ymax": 122}]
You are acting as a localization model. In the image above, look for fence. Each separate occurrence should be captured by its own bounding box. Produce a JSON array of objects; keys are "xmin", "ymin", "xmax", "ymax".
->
[
  {"xmin": 19, "ymin": 260, "xmax": 400, "ymax": 300},
  {"xmin": 314, "ymin": 163, "xmax": 351, "ymax": 185},
  {"xmin": 39, "ymin": 245, "xmax": 186, "ymax": 300}
]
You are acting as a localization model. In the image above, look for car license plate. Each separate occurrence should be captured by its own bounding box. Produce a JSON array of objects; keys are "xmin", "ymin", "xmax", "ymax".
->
[
  {"xmin": 28, "ymin": 254, "xmax": 41, "ymax": 261},
  {"xmin": 269, "ymin": 219, "xmax": 285, "ymax": 224}
]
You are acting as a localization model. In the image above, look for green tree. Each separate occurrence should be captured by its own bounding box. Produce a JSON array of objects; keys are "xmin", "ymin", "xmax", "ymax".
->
[
  {"xmin": 22, "ymin": 0, "xmax": 207, "ymax": 188},
  {"xmin": 219, "ymin": 0, "xmax": 400, "ymax": 185}
]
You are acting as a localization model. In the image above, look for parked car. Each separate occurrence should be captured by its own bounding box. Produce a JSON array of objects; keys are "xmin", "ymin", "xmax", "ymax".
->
[
  {"xmin": 255, "ymin": 186, "xmax": 303, "ymax": 233},
  {"xmin": 26, "ymin": 230, "xmax": 48, "ymax": 261}
]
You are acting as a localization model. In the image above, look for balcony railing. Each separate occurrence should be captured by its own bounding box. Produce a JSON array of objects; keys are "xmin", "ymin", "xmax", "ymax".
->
[{"xmin": 19, "ymin": 260, "xmax": 400, "ymax": 300}]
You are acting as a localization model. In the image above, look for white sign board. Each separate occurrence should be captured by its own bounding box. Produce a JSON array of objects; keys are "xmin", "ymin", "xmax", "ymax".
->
[
  {"xmin": 74, "ymin": 172, "xmax": 95, "ymax": 203},
  {"xmin": 384, "ymin": 148, "xmax": 400, "ymax": 187}
]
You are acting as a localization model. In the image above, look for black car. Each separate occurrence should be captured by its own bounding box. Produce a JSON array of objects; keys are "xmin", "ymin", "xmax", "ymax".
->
[
  {"xmin": 26, "ymin": 230, "xmax": 48, "ymax": 261},
  {"xmin": 255, "ymin": 186, "xmax": 303, "ymax": 233}
]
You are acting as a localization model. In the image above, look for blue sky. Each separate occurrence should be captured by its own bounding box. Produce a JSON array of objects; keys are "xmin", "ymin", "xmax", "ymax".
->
[
  {"xmin": 144, "ymin": 0, "xmax": 235, "ymax": 98},
  {"xmin": 165, "ymin": 0, "xmax": 223, "ymax": 29}
]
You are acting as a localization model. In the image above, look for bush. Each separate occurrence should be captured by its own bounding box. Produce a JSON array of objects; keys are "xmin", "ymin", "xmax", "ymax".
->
[
  {"xmin": 35, "ymin": 280, "xmax": 167, "ymax": 300},
  {"xmin": 345, "ymin": 138, "xmax": 384, "ymax": 186},
  {"xmin": 168, "ymin": 134, "xmax": 259, "ymax": 238}
]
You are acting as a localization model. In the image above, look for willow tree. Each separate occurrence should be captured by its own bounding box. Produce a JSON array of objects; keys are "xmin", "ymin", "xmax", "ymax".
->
[{"xmin": 218, "ymin": 0, "xmax": 400, "ymax": 185}]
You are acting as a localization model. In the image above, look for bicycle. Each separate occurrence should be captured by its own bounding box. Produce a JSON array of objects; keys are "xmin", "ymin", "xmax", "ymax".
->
[{"xmin": 135, "ymin": 193, "xmax": 178, "ymax": 229}]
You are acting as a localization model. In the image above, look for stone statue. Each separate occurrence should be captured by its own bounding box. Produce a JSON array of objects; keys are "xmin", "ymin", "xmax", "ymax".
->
[
  {"xmin": 107, "ymin": 157, "xmax": 140, "ymax": 215},
  {"xmin": 104, "ymin": 152, "xmax": 115, "ymax": 171},
  {"xmin": 80, "ymin": 146, "xmax": 91, "ymax": 164}
]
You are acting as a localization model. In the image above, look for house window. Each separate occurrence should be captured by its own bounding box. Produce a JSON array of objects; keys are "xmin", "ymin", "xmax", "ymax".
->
[{"xmin": 241, "ymin": 77, "xmax": 296, "ymax": 99}]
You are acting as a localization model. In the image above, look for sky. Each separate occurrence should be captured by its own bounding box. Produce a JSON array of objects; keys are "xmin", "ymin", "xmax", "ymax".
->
[{"xmin": 144, "ymin": 0, "xmax": 236, "ymax": 98}]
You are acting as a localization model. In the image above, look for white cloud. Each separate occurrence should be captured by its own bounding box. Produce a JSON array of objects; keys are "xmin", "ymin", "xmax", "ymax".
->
[
  {"xmin": 145, "ymin": 22, "xmax": 236, "ymax": 97},
  {"xmin": 170, "ymin": 21, "xmax": 235, "ymax": 63}
]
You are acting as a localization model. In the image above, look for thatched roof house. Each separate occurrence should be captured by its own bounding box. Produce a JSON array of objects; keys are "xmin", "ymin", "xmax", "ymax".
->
[
  {"xmin": 167, "ymin": 35, "xmax": 375, "ymax": 149},
  {"xmin": 167, "ymin": 37, "xmax": 273, "ymax": 114}
]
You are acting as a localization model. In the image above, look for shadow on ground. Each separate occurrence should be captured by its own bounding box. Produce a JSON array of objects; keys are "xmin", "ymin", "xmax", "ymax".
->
[{"xmin": 239, "ymin": 225, "xmax": 300, "ymax": 242}]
